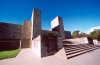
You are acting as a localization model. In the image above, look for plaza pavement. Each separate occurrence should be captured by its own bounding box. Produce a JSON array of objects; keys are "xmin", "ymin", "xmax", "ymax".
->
[{"xmin": 0, "ymin": 48, "xmax": 100, "ymax": 65}]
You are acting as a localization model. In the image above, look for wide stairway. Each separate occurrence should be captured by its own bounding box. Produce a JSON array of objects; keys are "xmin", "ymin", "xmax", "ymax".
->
[{"xmin": 55, "ymin": 44, "xmax": 100, "ymax": 59}]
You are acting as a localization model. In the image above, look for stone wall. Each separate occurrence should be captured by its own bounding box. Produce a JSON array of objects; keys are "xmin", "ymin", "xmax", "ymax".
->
[
  {"xmin": 41, "ymin": 30, "xmax": 63, "ymax": 57},
  {"xmin": 0, "ymin": 22, "xmax": 22, "ymax": 39},
  {"xmin": 63, "ymin": 37, "xmax": 94, "ymax": 44},
  {"xmin": 41, "ymin": 33, "xmax": 58, "ymax": 57},
  {"xmin": 0, "ymin": 41, "xmax": 20, "ymax": 51},
  {"xmin": 64, "ymin": 31, "xmax": 72, "ymax": 39},
  {"xmin": 31, "ymin": 35, "xmax": 41, "ymax": 57},
  {"xmin": 69, "ymin": 37, "xmax": 88, "ymax": 44},
  {"xmin": 93, "ymin": 39, "xmax": 98, "ymax": 45},
  {"xmin": 31, "ymin": 30, "xmax": 63, "ymax": 57},
  {"xmin": 0, "ymin": 22, "xmax": 22, "ymax": 51},
  {"xmin": 51, "ymin": 16, "xmax": 65, "ymax": 38},
  {"xmin": 58, "ymin": 16, "xmax": 65, "ymax": 39},
  {"xmin": 31, "ymin": 8, "xmax": 41, "ymax": 39},
  {"xmin": 51, "ymin": 16, "xmax": 59, "ymax": 28},
  {"xmin": 21, "ymin": 20, "xmax": 32, "ymax": 48},
  {"xmin": 57, "ymin": 37, "xmax": 63, "ymax": 50},
  {"xmin": 41, "ymin": 30, "xmax": 59, "ymax": 36}
]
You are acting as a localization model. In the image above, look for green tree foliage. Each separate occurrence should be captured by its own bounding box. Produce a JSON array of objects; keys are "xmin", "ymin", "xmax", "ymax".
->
[
  {"xmin": 72, "ymin": 30, "xmax": 89, "ymax": 38},
  {"xmin": 89, "ymin": 29, "xmax": 100, "ymax": 40},
  {"xmin": 72, "ymin": 29, "xmax": 100, "ymax": 40},
  {"xmin": 72, "ymin": 30, "xmax": 80, "ymax": 38},
  {"xmin": 79, "ymin": 32, "xmax": 87, "ymax": 37}
]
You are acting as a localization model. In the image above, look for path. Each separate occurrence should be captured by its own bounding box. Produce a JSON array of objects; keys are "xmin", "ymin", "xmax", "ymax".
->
[{"xmin": 0, "ymin": 48, "xmax": 100, "ymax": 65}]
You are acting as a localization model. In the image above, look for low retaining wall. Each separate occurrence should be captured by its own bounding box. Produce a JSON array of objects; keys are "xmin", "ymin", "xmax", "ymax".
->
[{"xmin": 0, "ymin": 41, "xmax": 20, "ymax": 51}]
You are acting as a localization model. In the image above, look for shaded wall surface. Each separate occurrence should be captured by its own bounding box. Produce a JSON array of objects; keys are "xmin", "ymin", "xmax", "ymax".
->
[
  {"xmin": 65, "ymin": 31, "xmax": 72, "ymax": 39},
  {"xmin": 0, "ymin": 41, "xmax": 20, "ymax": 51},
  {"xmin": 21, "ymin": 20, "xmax": 32, "ymax": 48},
  {"xmin": 41, "ymin": 30, "xmax": 59, "ymax": 36},
  {"xmin": 87, "ymin": 37, "xmax": 94, "ymax": 44},
  {"xmin": 0, "ymin": 22, "xmax": 22, "ymax": 51},
  {"xmin": 41, "ymin": 30, "xmax": 63, "ymax": 50},
  {"xmin": 0, "ymin": 22, "xmax": 22, "ymax": 39},
  {"xmin": 31, "ymin": 8, "xmax": 41, "ymax": 39},
  {"xmin": 51, "ymin": 16, "xmax": 65, "ymax": 38},
  {"xmin": 31, "ymin": 30, "xmax": 63, "ymax": 57},
  {"xmin": 41, "ymin": 32, "xmax": 58, "ymax": 57}
]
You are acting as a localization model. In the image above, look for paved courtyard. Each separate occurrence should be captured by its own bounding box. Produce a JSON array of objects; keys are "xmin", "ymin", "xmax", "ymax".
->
[{"xmin": 0, "ymin": 48, "xmax": 100, "ymax": 65}]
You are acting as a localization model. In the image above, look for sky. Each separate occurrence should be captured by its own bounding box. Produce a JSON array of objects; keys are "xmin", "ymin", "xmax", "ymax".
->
[{"xmin": 0, "ymin": 0, "xmax": 100, "ymax": 34}]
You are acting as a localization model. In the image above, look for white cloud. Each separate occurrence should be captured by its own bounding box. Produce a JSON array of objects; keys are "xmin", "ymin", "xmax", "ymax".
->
[
  {"xmin": 85, "ymin": 26, "xmax": 100, "ymax": 34},
  {"xmin": 74, "ymin": 29, "xmax": 78, "ymax": 31}
]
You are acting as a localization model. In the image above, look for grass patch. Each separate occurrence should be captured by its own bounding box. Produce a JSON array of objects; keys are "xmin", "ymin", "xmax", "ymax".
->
[{"xmin": 0, "ymin": 49, "xmax": 20, "ymax": 60}]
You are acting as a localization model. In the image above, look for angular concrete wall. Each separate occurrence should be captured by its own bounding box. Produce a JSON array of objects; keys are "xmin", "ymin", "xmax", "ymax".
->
[
  {"xmin": 21, "ymin": 20, "xmax": 32, "ymax": 48},
  {"xmin": 31, "ymin": 8, "xmax": 41, "ymax": 39},
  {"xmin": 57, "ymin": 37, "xmax": 63, "ymax": 50},
  {"xmin": 0, "ymin": 22, "xmax": 22, "ymax": 39},
  {"xmin": 31, "ymin": 30, "xmax": 63, "ymax": 57},
  {"xmin": 65, "ymin": 31, "xmax": 72, "ymax": 39},
  {"xmin": 21, "ymin": 20, "xmax": 32, "ymax": 39},
  {"xmin": 31, "ymin": 35, "xmax": 41, "ymax": 57},
  {"xmin": 58, "ymin": 16, "xmax": 65, "ymax": 39},
  {"xmin": 41, "ymin": 34, "xmax": 58, "ymax": 57},
  {"xmin": 51, "ymin": 16, "xmax": 65, "ymax": 39},
  {"xmin": 63, "ymin": 37, "xmax": 93, "ymax": 44},
  {"xmin": 0, "ymin": 22, "xmax": 22, "ymax": 51},
  {"xmin": 41, "ymin": 30, "xmax": 59, "ymax": 36}
]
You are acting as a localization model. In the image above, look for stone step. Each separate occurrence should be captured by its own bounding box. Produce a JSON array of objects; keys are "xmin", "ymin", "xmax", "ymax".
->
[
  {"xmin": 65, "ymin": 46, "xmax": 86, "ymax": 51},
  {"xmin": 66, "ymin": 46, "xmax": 98, "ymax": 53},
  {"xmin": 64, "ymin": 46, "xmax": 87, "ymax": 51},
  {"xmin": 64, "ymin": 46, "xmax": 85, "ymax": 50},
  {"xmin": 66, "ymin": 49, "xmax": 87, "ymax": 55},
  {"xmin": 67, "ymin": 50, "xmax": 87, "ymax": 59},
  {"xmin": 64, "ymin": 47, "xmax": 87, "ymax": 52},
  {"xmin": 64, "ymin": 44, "xmax": 100, "ymax": 59},
  {"xmin": 94, "ymin": 45, "xmax": 100, "ymax": 47},
  {"xmin": 88, "ymin": 45, "xmax": 100, "ymax": 48},
  {"xmin": 87, "ymin": 47, "xmax": 99, "ymax": 52},
  {"xmin": 83, "ymin": 44, "xmax": 97, "ymax": 47},
  {"xmin": 66, "ymin": 47, "xmax": 98, "ymax": 56},
  {"xmin": 83, "ymin": 46, "xmax": 99, "ymax": 50},
  {"xmin": 77, "ymin": 45, "xmax": 99, "ymax": 50}
]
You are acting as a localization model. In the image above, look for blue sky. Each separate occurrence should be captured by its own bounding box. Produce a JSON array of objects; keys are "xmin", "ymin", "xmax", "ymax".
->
[{"xmin": 0, "ymin": 0, "xmax": 100, "ymax": 33}]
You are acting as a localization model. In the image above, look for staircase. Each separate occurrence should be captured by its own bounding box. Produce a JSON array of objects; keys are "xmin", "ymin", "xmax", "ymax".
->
[{"xmin": 54, "ymin": 44, "xmax": 100, "ymax": 59}]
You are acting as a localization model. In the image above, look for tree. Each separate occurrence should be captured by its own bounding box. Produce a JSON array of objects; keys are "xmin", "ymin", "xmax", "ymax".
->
[
  {"xmin": 72, "ymin": 30, "xmax": 80, "ymax": 38},
  {"xmin": 79, "ymin": 32, "xmax": 87, "ymax": 37},
  {"xmin": 89, "ymin": 29, "xmax": 100, "ymax": 41}
]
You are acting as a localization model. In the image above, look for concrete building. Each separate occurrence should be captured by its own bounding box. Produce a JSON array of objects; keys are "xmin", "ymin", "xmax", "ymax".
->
[
  {"xmin": 30, "ymin": 8, "xmax": 68, "ymax": 57},
  {"xmin": 1, "ymin": 8, "xmax": 95, "ymax": 58}
]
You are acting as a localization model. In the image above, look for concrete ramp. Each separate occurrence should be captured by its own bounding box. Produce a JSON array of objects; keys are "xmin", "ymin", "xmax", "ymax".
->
[{"xmin": 54, "ymin": 48, "xmax": 67, "ymax": 60}]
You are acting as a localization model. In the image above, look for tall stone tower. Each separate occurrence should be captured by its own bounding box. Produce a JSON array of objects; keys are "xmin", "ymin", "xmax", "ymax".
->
[
  {"xmin": 51, "ymin": 16, "xmax": 65, "ymax": 39},
  {"xmin": 31, "ymin": 8, "xmax": 41, "ymax": 39}
]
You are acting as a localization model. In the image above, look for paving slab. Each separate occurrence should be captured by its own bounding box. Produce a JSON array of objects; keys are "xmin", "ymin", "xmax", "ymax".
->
[
  {"xmin": 67, "ymin": 49, "xmax": 100, "ymax": 65},
  {"xmin": 0, "ymin": 48, "xmax": 100, "ymax": 65},
  {"xmin": 0, "ymin": 48, "xmax": 68, "ymax": 65}
]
